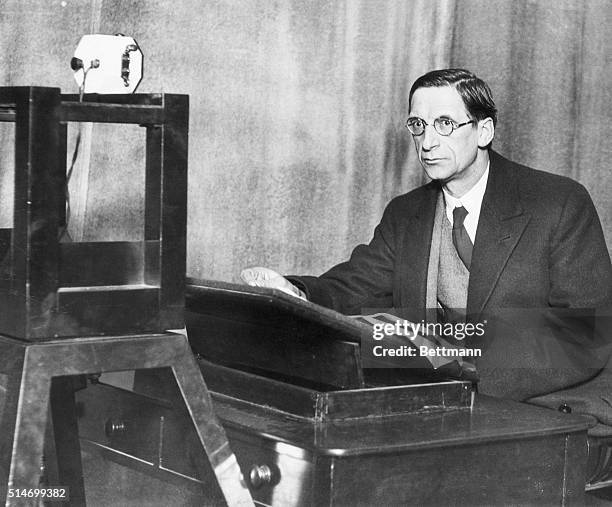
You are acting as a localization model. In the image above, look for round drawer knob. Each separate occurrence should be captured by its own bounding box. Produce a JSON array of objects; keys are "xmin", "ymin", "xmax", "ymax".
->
[
  {"xmin": 249, "ymin": 464, "xmax": 273, "ymax": 489},
  {"xmin": 105, "ymin": 418, "xmax": 127, "ymax": 438}
]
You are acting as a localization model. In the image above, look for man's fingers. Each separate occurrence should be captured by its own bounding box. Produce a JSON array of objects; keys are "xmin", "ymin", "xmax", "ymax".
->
[
  {"xmin": 240, "ymin": 268, "xmax": 257, "ymax": 284},
  {"xmin": 241, "ymin": 266, "xmax": 307, "ymax": 301},
  {"xmin": 240, "ymin": 267, "xmax": 282, "ymax": 286}
]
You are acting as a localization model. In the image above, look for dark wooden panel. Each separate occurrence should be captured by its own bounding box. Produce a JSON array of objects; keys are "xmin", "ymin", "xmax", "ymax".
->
[
  {"xmin": 311, "ymin": 455, "xmax": 334, "ymax": 507},
  {"xmin": 0, "ymin": 86, "xmax": 60, "ymax": 103},
  {"xmin": 61, "ymin": 93, "xmax": 163, "ymax": 106},
  {"xmin": 56, "ymin": 287, "xmax": 159, "ymax": 336},
  {"xmin": 49, "ymin": 376, "xmax": 86, "ymax": 504},
  {"xmin": 186, "ymin": 280, "xmax": 368, "ymax": 389},
  {"xmin": 58, "ymin": 123, "xmax": 67, "ymax": 230},
  {"xmin": 319, "ymin": 380, "xmax": 472, "ymax": 421},
  {"xmin": 157, "ymin": 94, "xmax": 188, "ymax": 330},
  {"xmin": 0, "ymin": 228, "xmax": 10, "ymax": 263},
  {"xmin": 197, "ymin": 360, "xmax": 321, "ymax": 419},
  {"xmin": 143, "ymin": 239, "xmax": 161, "ymax": 286},
  {"xmin": 186, "ymin": 279, "xmax": 365, "ymax": 342},
  {"xmin": 198, "ymin": 360, "xmax": 472, "ymax": 421},
  {"xmin": 328, "ymin": 434, "xmax": 583, "ymax": 506},
  {"xmin": 564, "ymin": 432, "xmax": 589, "ymax": 501},
  {"xmin": 59, "ymin": 102, "xmax": 163, "ymax": 124},
  {"xmin": 144, "ymin": 126, "xmax": 162, "ymax": 241},
  {"xmin": 8, "ymin": 87, "xmax": 62, "ymax": 339},
  {"xmin": 188, "ymin": 310, "xmax": 363, "ymax": 390},
  {"xmin": 59, "ymin": 241, "xmax": 150, "ymax": 287},
  {"xmin": 0, "ymin": 292, "xmax": 26, "ymax": 338}
]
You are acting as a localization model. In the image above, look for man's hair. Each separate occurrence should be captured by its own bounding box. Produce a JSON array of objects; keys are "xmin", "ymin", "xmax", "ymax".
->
[{"xmin": 409, "ymin": 69, "xmax": 497, "ymax": 127}]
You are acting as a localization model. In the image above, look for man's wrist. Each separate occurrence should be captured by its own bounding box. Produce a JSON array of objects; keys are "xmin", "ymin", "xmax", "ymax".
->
[{"xmin": 285, "ymin": 276, "xmax": 309, "ymax": 300}]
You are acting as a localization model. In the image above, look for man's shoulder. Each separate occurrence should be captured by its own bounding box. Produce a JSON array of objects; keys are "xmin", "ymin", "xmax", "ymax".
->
[
  {"xmin": 491, "ymin": 150, "xmax": 588, "ymax": 195},
  {"xmin": 381, "ymin": 181, "xmax": 439, "ymax": 221},
  {"xmin": 485, "ymin": 152, "xmax": 596, "ymax": 222}
]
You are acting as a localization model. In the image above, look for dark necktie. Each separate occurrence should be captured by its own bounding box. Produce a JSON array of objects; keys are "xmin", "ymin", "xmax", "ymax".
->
[{"xmin": 452, "ymin": 206, "xmax": 472, "ymax": 270}]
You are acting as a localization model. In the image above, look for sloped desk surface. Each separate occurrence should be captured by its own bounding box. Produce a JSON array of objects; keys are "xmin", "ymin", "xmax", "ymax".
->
[
  {"xmin": 186, "ymin": 277, "xmax": 367, "ymax": 343},
  {"xmin": 186, "ymin": 278, "xmax": 470, "ymax": 391}
]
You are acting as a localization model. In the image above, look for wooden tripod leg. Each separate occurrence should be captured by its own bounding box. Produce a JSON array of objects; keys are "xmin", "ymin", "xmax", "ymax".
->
[
  {"xmin": 49, "ymin": 376, "xmax": 86, "ymax": 506},
  {"xmin": 5, "ymin": 363, "xmax": 51, "ymax": 505},
  {"xmin": 0, "ymin": 364, "xmax": 25, "ymax": 502},
  {"xmin": 1, "ymin": 352, "xmax": 86, "ymax": 505},
  {"xmin": 171, "ymin": 346, "xmax": 253, "ymax": 506}
]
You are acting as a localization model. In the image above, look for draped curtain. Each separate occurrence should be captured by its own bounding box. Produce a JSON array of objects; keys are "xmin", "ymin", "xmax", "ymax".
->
[{"xmin": 0, "ymin": 0, "xmax": 610, "ymax": 282}]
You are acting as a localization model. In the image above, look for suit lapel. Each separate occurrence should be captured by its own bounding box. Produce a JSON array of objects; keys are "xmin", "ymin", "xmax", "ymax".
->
[
  {"xmin": 398, "ymin": 182, "xmax": 439, "ymax": 319},
  {"xmin": 467, "ymin": 152, "xmax": 531, "ymax": 317}
]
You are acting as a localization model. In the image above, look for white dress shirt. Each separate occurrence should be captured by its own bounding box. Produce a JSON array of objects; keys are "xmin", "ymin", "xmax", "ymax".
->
[{"xmin": 442, "ymin": 163, "xmax": 490, "ymax": 243}]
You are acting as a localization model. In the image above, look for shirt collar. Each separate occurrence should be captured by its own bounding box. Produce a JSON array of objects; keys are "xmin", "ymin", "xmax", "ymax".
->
[{"xmin": 442, "ymin": 161, "xmax": 490, "ymax": 217}]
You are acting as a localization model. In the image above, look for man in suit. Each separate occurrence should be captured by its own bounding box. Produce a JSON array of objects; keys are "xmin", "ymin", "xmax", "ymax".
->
[{"xmin": 242, "ymin": 68, "xmax": 612, "ymax": 400}]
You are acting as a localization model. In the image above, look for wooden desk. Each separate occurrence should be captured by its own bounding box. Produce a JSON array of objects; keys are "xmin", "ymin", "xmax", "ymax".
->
[
  {"xmin": 75, "ymin": 361, "xmax": 591, "ymax": 506},
  {"xmin": 213, "ymin": 393, "xmax": 588, "ymax": 506}
]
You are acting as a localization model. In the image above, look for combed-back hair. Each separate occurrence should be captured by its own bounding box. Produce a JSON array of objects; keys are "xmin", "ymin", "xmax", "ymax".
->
[{"xmin": 409, "ymin": 69, "xmax": 497, "ymax": 126}]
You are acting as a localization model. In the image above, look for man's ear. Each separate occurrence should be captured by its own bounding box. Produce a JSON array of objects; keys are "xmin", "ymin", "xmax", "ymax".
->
[{"xmin": 477, "ymin": 117, "xmax": 495, "ymax": 148}]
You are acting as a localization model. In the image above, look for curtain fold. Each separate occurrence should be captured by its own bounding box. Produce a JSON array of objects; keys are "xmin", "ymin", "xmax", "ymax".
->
[{"xmin": 182, "ymin": 0, "xmax": 458, "ymax": 280}]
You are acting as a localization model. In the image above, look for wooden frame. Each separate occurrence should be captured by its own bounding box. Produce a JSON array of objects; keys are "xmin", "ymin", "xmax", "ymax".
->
[{"xmin": 0, "ymin": 87, "xmax": 188, "ymax": 340}]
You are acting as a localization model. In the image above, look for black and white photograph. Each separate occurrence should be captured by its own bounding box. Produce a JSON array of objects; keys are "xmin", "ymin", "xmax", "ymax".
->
[{"xmin": 0, "ymin": 0, "xmax": 611, "ymax": 505}]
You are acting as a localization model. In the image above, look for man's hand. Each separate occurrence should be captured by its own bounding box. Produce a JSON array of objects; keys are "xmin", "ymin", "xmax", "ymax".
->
[{"xmin": 240, "ymin": 267, "xmax": 307, "ymax": 301}]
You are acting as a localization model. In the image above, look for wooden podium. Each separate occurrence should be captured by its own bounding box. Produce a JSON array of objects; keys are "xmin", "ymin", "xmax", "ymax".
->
[{"xmin": 0, "ymin": 87, "xmax": 252, "ymax": 505}]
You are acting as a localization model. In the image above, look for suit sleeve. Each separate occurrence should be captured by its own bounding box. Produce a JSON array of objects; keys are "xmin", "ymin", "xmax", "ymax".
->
[{"xmin": 288, "ymin": 199, "xmax": 401, "ymax": 315}]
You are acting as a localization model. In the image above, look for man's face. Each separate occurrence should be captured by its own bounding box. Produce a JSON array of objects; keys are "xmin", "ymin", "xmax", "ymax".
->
[{"xmin": 408, "ymin": 86, "xmax": 482, "ymax": 189}]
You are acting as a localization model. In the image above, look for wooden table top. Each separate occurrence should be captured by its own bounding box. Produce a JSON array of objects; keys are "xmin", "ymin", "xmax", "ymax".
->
[{"xmin": 214, "ymin": 393, "xmax": 591, "ymax": 457}]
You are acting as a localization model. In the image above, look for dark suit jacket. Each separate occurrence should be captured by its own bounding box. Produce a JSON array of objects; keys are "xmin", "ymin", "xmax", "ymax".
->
[{"xmin": 293, "ymin": 151, "xmax": 612, "ymax": 400}]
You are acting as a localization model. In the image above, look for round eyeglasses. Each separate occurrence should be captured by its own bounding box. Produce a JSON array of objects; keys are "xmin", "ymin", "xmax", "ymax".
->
[{"xmin": 405, "ymin": 117, "xmax": 474, "ymax": 136}]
